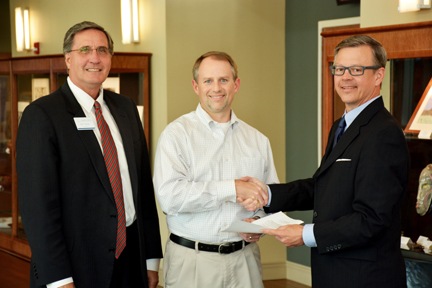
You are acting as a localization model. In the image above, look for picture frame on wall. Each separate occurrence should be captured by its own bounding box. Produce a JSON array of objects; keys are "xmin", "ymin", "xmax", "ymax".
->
[
  {"xmin": 32, "ymin": 78, "xmax": 50, "ymax": 101},
  {"xmin": 405, "ymin": 77, "xmax": 432, "ymax": 134}
]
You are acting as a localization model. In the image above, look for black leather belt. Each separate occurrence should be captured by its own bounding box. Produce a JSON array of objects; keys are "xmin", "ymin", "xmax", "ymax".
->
[{"xmin": 170, "ymin": 233, "xmax": 250, "ymax": 254}]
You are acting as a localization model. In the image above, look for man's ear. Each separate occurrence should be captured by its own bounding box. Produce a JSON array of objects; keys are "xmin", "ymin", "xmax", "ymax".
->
[
  {"xmin": 65, "ymin": 52, "xmax": 71, "ymax": 71},
  {"xmin": 192, "ymin": 79, "xmax": 199, "ymax": 95},
  {"xmin": 375, "ymin": 67, "xmax": 385, "ymax": 87},
  {"xmin": 234, "ymin": 77, "xmax": 241, "ymax": 93}
]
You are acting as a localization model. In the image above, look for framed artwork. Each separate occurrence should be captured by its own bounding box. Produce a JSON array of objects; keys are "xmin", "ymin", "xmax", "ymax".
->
[
  {"xmin": 405, "ymin": 77, "xmax": 432, "ymax": 134},
  {"xmin": 32, "ymin": 78, "xmax": 50, "ymax": 101}
]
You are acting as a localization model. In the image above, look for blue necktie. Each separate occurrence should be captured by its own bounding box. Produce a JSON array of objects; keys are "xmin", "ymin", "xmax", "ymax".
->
[{"xmin": 332, "ymin": 117, "xmax": 346, "ymax": 149}]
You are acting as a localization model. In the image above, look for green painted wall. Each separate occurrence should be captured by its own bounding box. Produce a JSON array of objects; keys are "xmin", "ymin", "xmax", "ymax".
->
[{"xmin": 284, "ymin": 0, "xmax": 360, "ymax": 267}]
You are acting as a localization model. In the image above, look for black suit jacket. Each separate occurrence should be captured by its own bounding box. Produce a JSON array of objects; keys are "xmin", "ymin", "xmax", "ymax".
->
[
  {"xmin": 16, "ymin": 82, "xmax": 162, "ymax": 288},
  {"xmin": 267, "ymin": 97, "xmax": 409, "ymax": 288}
]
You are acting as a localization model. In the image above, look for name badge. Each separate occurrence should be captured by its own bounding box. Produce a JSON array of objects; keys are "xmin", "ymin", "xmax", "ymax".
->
[{"xmin": 74, "ymin": 117, "xmax": 95, "ymax": 130}]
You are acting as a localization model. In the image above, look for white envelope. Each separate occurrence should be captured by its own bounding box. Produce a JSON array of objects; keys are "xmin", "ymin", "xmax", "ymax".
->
[{"xmin": 222, "ymin": 212, "xmax": 304, "ymax": 233}]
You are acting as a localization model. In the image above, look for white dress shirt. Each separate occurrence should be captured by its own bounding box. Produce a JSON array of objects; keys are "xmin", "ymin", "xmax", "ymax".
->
[
  {"xmin": 47, "ymin": 78, "xmax": 158, "ymax": 288},
  {"xmin": 153, "ymin": 104, "xmax": 279, "ymax": 243}
]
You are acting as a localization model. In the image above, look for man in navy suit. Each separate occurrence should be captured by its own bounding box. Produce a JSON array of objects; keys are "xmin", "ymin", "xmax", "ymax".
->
[
  {"xmin": 243, "ymin": 35, "xmax": 410, "ymax": 288},
  {"xmin": 17, "ymin": 21, "xmax": 162, "ymax": 288}
]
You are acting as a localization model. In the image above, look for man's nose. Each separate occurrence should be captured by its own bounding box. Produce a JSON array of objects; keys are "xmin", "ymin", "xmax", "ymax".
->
[{"xmin": 88, "ymin": 49, "xmax": 101, "ymax": 63}]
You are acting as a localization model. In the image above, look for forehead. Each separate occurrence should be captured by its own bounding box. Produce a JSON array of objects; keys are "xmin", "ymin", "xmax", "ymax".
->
[
  {"xmin": 73, "ymin": 29, "xmax": 108, "ymax": 47},
  {"xmin": 335, "ymin": 45, "xmax": 374, "ymax": 65},
  {"xmin": 198, "ymin": 57, "xmax": 233, "ymax": 78}
]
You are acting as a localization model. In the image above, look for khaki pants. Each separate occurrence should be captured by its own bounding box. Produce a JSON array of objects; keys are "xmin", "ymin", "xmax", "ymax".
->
[{"xmin": 163, "ymin": 238, "xmax": 264, "ymax": 288}]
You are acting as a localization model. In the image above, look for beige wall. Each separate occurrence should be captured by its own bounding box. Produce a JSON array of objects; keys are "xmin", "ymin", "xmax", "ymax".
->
[
  {"xmin": 9, "ymin": 0, "xmax": 287, "ymax": 280},
  {"xmin": 361, "ymin": 0, "xmax": 432, "ymax": 28}
]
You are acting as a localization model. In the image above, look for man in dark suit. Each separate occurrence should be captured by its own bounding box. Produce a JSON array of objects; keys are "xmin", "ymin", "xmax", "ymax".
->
[
  {"xmin": 16, "ymin": 21, "xmax": 162, "ymax": 288},
  {"xmin": 243, "ymin": 35, "xmax": 410, "ymax": 288}
]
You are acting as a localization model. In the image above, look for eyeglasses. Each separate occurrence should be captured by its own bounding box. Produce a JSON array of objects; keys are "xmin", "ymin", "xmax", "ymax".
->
[
  {"xmin": 330, "ymin": 65, "xmax": 381, "ymax": 76},
  {"xmin": 68, "ymin": 46, "xmax": 111, "ymax": 56}
]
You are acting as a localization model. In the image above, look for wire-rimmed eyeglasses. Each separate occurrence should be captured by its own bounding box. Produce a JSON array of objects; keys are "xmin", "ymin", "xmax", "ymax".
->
[
  {"xmin": 67, "ymin": 46, "xmax": 111, "ymax": 56},
  {"xmin": 330, "ymin": 65, "xmax": 381, "ymax": 76}
]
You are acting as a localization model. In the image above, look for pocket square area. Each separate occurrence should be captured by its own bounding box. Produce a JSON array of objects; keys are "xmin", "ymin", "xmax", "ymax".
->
[{"xmin": 336, "ymin": 158, "xmax": 352, "ymax": 162}]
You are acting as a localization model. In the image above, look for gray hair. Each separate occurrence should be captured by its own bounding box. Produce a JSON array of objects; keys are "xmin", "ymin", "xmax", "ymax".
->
[{"xmin": 63, "ymin": 21, "xmax": 114, "ymax": 56}]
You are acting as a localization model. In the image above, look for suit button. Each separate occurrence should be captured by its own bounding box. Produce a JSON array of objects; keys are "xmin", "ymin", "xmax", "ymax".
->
[
  {"xmin": 109, "ymin": 248, "xmax": 115, "ymax": 252},
  {"xmin": 326, "ymin": 247, "xmax": 330, "ymax": 252},
  {"xmin": 111, "ymin": 214, "xmax": 116, "ymax": 218},
  {"xmin": 338, "ymin": 244, "xmax": 341, "ymax": 249},
  {"xmin": 313, "ymin": 211, "xmax": 318, "ymax": 217}
]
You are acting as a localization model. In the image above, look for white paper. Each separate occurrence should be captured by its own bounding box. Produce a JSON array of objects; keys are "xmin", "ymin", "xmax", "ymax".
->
[
  {"xmin": 222, "ymin": 212, "xmax": 304, "ymax": 233},
  {"xmin": 419, "ymin": 130, "xmax": 432, "ymax": 139},
  {"xmin": 400, "ymin": 236, "xmax": 413, "ymax": 250},
  {"xmin": 0, "ymin": 217, "xmax": 12, "ymax": 228}
]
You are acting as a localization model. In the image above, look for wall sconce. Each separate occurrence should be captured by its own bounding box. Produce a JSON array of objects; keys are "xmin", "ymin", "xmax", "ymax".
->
[
  {"xmin": 121, "ymin": 0, "xmax": 140, "ymax": 44},
  {"xmin": 15, "ymin": 7, "xmax": 31, "ymax": 51},
  {"xmin": 399, "ymin": 0, "xmax": 431, "ymax": 12}
]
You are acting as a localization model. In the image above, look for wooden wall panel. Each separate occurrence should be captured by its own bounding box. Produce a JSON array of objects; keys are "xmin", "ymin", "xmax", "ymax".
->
[{"xmin": 0, "ymin": 249, "xmax": 30, "ymax": 288}]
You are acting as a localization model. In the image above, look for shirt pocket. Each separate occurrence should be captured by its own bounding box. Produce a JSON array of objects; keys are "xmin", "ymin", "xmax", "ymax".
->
[{"xmin": 239, "ymin": 157, "xmax": 265, "ymax": 179}]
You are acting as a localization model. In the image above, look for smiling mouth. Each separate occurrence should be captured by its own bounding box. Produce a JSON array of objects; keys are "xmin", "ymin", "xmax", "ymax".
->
[
  {"xmin": 86, "ymin": 68, "xmax": 102, "ymax": 72},
  {"xmin": 209, "ymin": 95, "xmax": 224, "ymax": 99},
  {"xmin": 342, "ymin": 86, "xmax": 356, "ymax": 89}
]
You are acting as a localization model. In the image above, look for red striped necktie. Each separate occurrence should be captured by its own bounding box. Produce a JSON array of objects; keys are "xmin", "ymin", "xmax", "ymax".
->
[{"xmin": 94, "ymin": 101, "xmax": 126, "ymax": 259}]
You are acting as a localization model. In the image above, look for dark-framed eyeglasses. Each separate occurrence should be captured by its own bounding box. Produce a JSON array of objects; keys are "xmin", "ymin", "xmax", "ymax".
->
[
  {"xmin": 330, "ymin": 65, "xmax": 381, "ymax": 76},
  {"xmin": 67, "ymin": 46, "xmax": 111, "ymax": 56}
]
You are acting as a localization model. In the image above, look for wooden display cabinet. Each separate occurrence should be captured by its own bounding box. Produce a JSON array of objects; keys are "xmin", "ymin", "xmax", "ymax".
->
[{"xmin": 0, "ymin": 53, "xmax": 151, "ymax": 287}]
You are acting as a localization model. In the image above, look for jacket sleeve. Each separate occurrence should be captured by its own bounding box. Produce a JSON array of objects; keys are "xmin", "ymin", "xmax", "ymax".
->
[{"xmin": 16, "ymin": 103, "xmax": 73, "ymax": 286}]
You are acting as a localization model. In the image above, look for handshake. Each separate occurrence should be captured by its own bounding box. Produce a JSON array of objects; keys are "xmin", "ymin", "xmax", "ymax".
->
[{"xmin": 235, "ymin": 176, "xmax": 268, "ymax": 211}]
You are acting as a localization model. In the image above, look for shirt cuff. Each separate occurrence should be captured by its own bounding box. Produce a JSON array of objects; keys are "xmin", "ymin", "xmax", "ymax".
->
[
  {"xmin": 46, "ymin": 277, "xmax": 74, "ymax": 288},
  {"xmin": 265, "ymin": 185, "xmax": 272, "ymax": 207},
  {"xmin": 215, "ymin": 180, "xmax": 237, "ymax": 203},
  {"xmin": 146, "ymin": 258, "xmax": 161, "ymax": 272},
  {"xmin": 302, "ymin": 223, "xmax": 317, "ymax": 247}
]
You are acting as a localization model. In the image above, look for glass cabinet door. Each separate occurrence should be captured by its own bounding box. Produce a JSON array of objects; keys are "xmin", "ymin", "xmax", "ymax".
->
[
  {"xmin": 16, "ymin": 73, "xmax": 51, "ymax": 241},
  {"xmin": 0, "ymin": 74, "xmax": 12, "ymax": 236}
]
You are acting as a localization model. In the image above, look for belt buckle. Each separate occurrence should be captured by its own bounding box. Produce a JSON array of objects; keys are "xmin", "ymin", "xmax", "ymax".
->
[{"xmin": 218, "ymin": 242, "xmax": 233, "ymax": 254}]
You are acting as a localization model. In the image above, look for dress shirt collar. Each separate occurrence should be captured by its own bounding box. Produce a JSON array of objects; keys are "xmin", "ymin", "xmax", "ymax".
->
[
  {"xmin": 343, "ymin": 95, "xmax": 382, "ymax": 131},
  {"xmin": 67, "ymin": 77, "xmax": 105, "ymax": 113},
  {"xmin": 195, "ymin": 104, "xmax": 239, "ymax": 131}
]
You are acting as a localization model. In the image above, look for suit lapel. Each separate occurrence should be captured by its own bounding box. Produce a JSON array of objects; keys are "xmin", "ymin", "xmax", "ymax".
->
[
  {"xmin": 104, "ymin": 92, "xmax": 139, "ymax": 202},
  {"xmin": 317, "ymin": 97, "xmax": 385, "ymax": 178},
  {"xmin": 61, "ymin": 83, "xmax": 115, "ymax": 203}
]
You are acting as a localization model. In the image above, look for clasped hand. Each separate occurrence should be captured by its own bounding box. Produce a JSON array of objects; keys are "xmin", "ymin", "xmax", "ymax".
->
[{"xmin": 235, "ymin": 176, "xmax": 268, "ymax": 211}]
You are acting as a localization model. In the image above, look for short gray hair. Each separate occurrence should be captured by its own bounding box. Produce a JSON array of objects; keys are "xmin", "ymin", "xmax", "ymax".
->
[{"xmin": 63, "ymin": 21, "xmax": 114, "ymax": 56}]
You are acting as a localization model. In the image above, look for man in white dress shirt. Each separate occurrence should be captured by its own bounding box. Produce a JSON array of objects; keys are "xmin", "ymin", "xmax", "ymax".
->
[{"xmin": 153, "ymin": 51, "xmax": 279, "ymax": 288}]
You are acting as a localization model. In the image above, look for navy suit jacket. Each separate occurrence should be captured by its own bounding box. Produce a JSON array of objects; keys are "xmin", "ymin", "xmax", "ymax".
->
[
  {"xmin": 17, "ymin": 82, "xmax": 162, "ymax": 287},
  {"xmin": 267, "ymin": 97, "xmax": 409, "ymax": 288}
]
